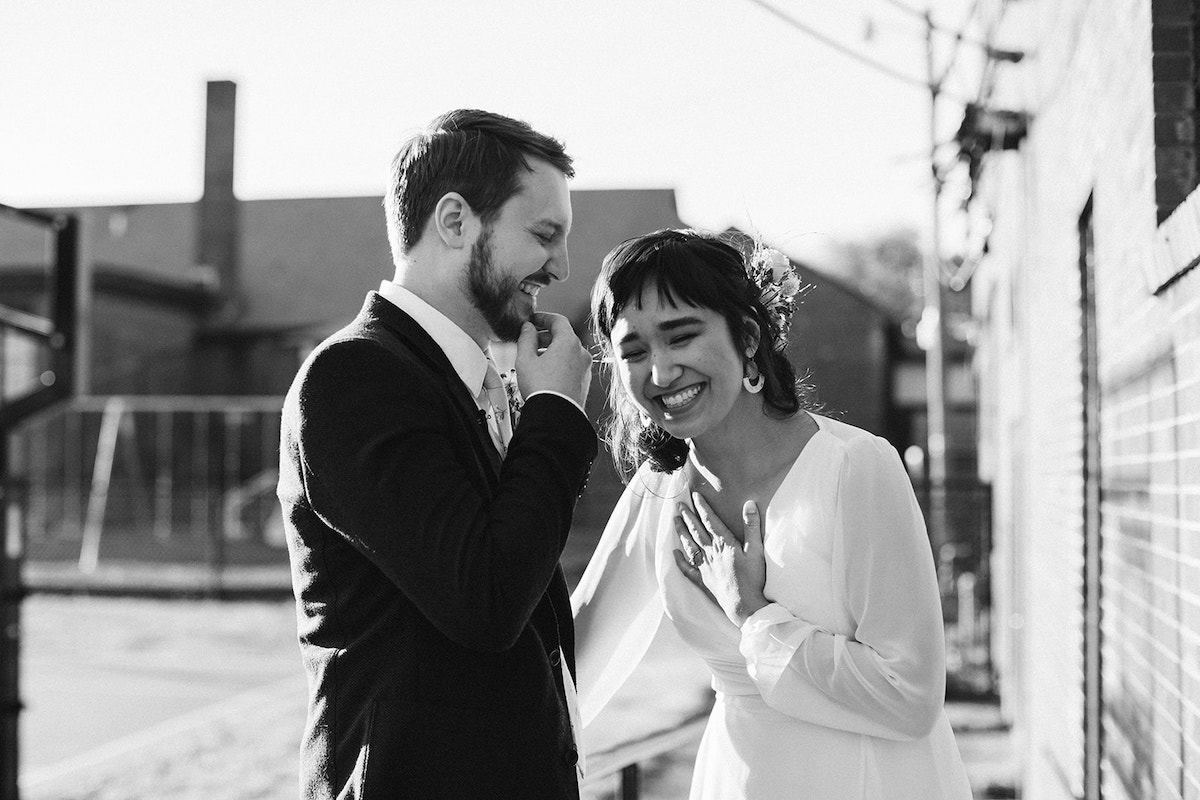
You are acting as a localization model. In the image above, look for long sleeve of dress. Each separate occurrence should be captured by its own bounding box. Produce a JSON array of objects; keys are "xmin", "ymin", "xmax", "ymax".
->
[
  {"xmin": 737, "ymin": 434, "xmax": 946, "ymax": 741},
  {"xmin": 571, "ymin": 470, "xmax": 666, "ymax": 728}
]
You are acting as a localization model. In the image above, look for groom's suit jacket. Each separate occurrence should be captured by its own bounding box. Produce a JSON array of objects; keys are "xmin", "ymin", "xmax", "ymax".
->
[{"xmin": 278, "ymin": 292, "xmax": 596, "ymax": 799}]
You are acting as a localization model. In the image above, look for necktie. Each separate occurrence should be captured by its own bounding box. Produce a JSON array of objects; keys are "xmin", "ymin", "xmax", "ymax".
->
[{"xmin": 480, "ymin": 357, "xmax": 513, "ymax": 456}]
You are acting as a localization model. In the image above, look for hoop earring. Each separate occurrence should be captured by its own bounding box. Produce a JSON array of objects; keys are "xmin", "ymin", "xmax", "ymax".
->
[{"xmin": 743, "ymin": 361, "xmax": 765, "ymax": 394}]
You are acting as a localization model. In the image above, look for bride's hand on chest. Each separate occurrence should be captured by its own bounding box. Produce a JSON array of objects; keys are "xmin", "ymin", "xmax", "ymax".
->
[{"xmin": 672, "ymin": 490, "xmax": 771, "ymax": 628}]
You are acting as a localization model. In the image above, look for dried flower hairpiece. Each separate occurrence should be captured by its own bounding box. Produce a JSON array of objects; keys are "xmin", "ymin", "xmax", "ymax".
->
[{"xmin": 746, "ymin": 246, "xmax": 808, "ymax": 352}]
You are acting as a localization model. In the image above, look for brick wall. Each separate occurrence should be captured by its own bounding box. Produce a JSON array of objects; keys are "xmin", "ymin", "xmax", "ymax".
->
[
  {"xmin": 1151, "ymin": 0, "xmax": 1199, "ymax": 222},
  {"xmin": 973, "ymin": 1, "xmax": 1200, "ymax": 798}
]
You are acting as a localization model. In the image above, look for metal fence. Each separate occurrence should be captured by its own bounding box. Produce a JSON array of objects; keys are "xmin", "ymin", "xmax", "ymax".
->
[
  {"xmin": 915, "ymin": 479, "xmax": 995, "ymax": 696},
  {"xmin": 14, "ymin": 395, "xmax": 285, "ymax": 590}
]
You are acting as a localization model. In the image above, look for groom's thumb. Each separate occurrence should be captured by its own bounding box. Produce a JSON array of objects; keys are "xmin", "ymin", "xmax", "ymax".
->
[{"xmin": 516, "ymin": 321, "xmax": 538, "ymax": 355}]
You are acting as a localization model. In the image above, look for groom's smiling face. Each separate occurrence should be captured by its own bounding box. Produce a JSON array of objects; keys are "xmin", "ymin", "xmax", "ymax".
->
[{"xmin": 464, "ymin": 157, "xmax": 572, "ymax": 342}]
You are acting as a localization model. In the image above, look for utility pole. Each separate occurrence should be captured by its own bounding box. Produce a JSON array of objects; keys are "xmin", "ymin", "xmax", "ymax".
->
[{"xmin": 922, "ymin": 11, "xmax": 950, "ymax": 557}]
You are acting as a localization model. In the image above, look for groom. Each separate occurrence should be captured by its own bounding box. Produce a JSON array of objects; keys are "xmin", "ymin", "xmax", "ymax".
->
[{"xmin": 278, "ymin": 110, "xmax": 596, "ymax": 799}]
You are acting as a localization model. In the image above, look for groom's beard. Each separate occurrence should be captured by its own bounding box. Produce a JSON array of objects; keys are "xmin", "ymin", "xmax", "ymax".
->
[{"xmin": 466, "ymin": 228, "xmax": 527, "ymax": 343}]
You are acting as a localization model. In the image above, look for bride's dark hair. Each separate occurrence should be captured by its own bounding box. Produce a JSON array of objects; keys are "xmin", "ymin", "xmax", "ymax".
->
[{"xmin": 590, "ymin": 228, "xmax": 818, "ymax": 480}]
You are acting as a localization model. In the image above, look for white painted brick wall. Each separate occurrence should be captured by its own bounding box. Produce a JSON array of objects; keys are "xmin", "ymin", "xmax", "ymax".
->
[{"xmin": 973, "ymin": 0, "xmax": 1200, "ymax": 798}]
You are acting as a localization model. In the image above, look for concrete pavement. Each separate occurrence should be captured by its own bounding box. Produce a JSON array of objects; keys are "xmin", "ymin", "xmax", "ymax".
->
[{"xmin": 18, "ymin": 593, "xmax": 1019, "ymax": 799}]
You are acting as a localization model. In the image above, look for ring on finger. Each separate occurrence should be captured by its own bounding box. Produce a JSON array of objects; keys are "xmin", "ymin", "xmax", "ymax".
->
[{"xmin": 688, "ymin": 548, "xmax": 704, "ymax": 568}]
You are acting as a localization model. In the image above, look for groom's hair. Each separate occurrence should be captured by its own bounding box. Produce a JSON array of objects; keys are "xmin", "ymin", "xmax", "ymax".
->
[{"xmin": 384, "ymin": 109, "xmax": 574, "ymax": 258}]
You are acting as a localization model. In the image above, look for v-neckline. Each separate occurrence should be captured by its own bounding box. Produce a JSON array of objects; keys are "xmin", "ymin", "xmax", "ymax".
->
[
  {"xmin": 679, "ymin": 411, "xmax": 826, "ymax": 525},
  {"xmin": 760, "ymin": 412, "xmax": 825, "ymax": 521}
]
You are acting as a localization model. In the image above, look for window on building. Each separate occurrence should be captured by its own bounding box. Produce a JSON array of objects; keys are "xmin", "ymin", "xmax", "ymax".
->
[{"xmin": 1151, "ymin": 3, "xmax": 1200, "ymax": 223}]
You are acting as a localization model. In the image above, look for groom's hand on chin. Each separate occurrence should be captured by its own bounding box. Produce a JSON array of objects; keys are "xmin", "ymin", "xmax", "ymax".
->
[{"xmin": 515, "ymin": 312, "xmax": 591, "ymax": 409}]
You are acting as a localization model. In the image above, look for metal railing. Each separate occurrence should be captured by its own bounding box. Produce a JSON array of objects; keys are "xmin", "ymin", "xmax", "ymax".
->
[
  {"xmin": 915, "ymin": 478, "xmax": 995, "ymax": 695},
  {"xmin": 14, "ymin": 395, "xmax": 285, "ymax": 593},
  {"xmin": 582, "ymin": 711, "xmax": 709, "ymax": 799}
]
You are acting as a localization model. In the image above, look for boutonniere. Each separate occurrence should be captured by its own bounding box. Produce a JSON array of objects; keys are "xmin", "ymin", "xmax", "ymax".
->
[{"xmin": 502, "ymin": 369, "xmax": 523, "ymax": 426}]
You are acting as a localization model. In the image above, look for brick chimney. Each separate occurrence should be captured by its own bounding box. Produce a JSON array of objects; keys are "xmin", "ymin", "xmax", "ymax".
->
[{"xmin": 197, "ymin": 80, "xmax": 240, "ymax": 320}]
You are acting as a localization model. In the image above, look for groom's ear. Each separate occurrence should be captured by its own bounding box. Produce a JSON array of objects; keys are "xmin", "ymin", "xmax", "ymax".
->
[{"xmin": 432, "ymin": 192, "xmax": 480, "ymax": 249}]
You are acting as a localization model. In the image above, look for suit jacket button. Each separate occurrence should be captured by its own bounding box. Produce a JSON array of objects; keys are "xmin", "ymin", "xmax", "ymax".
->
[
  {"xmin": 563, "ymin": 746, "xmax": 579, "ymax": 766},
  {"xmin": 549, "ymin": 649, "xmax": 561, "ymax": 666}
]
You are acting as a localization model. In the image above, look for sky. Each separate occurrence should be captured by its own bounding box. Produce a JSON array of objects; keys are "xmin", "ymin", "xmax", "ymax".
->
[{"xmin": 0, "ymin": 0, "xmax": 990, "ymax": 259}]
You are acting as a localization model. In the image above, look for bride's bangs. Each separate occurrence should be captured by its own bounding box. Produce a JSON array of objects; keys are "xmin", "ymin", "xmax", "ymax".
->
[{"xmin": 601, "ymin": 246, "xmax": 731, "ymax": 333}]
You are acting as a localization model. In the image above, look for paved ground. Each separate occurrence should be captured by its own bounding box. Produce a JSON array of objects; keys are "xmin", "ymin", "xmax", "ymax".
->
[
  {"xmin": 19, "ymin": 595, "xmax": 303, "ymax": 800},
  {"xmin": 18, "ymin": 594, "xmax": 1018, "ymax": 800}
]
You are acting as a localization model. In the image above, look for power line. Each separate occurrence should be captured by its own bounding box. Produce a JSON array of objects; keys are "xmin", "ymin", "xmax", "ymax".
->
[
  {"xmin": 875, "ymin": 0, "xmax": 969, "ymax": 29},
  {"xmin": 873, "ymin": 0, "xmax": 989, "ymax": 49},
  {"xmin": 933, "ymin": 0, "xmax": 983, "ymax": 87},
  {"xmin": 873, "ymin": 0, "xmax": 928, "ymax": 19},
  {"xmin": 745, "ymin": 0, "xmax": 973, "ymax": 104}
]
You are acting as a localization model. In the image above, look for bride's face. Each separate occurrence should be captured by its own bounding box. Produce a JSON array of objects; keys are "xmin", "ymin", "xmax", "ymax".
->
[{"xmin": 609, "ymin": 285, "xmax": 748, "ymax": 441}]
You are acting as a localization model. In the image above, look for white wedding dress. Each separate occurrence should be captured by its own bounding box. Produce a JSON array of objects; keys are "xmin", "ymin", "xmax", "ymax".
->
[{"xmin": 572, "ymin": 414, "xmax": 973, "ymax": 799}]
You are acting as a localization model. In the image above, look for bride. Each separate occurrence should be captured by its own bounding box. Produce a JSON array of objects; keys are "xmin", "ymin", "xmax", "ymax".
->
[{"xmin": 572, "ymin": 229, "xmax": 972, "ymax": 799}]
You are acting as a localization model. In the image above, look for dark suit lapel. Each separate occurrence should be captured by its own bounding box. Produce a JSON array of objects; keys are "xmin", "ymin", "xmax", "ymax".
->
[
  {"xmin": 360, "ymin": 292, "xmax": 504, "ymax": 477},
  {"xmin": 365, "ymin": 293, "xmax": 575, "ymax": 667}
]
